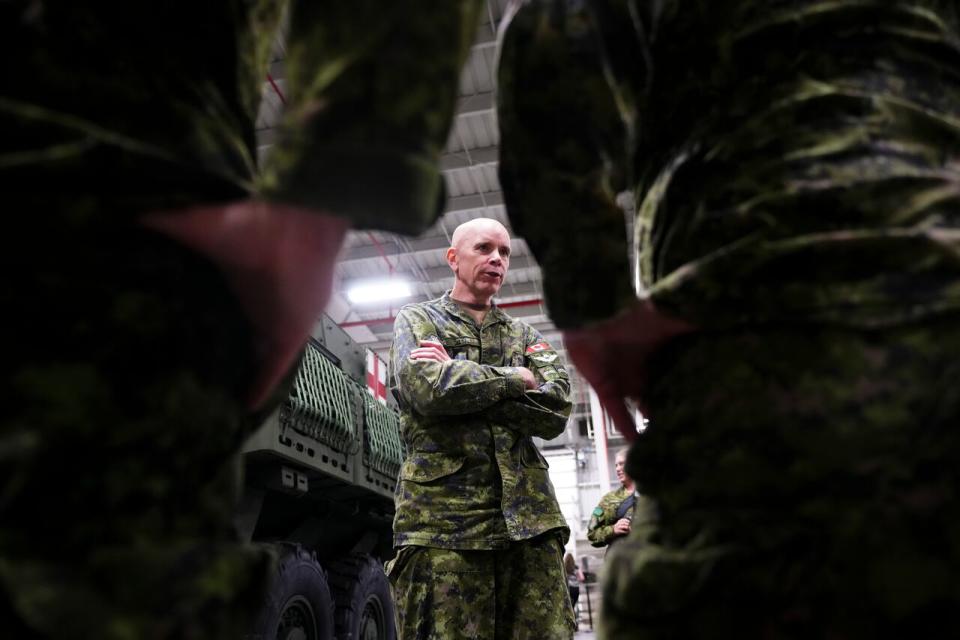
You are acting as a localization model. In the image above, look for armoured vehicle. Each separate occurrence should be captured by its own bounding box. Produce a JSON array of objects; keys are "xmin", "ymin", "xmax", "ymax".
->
[{"xmin": 237, "ymin": 315, "xmax": 403, "ymax": 640}]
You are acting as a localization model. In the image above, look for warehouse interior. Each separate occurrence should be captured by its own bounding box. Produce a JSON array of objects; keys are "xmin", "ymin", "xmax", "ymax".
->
[{"xmin": 251, "ymin": 4, "xmax": 629, "ymax": 632}]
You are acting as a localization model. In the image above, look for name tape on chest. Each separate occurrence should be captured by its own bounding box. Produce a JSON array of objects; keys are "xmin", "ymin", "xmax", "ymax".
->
[{"xmin": 442, "ymin": 335, "xmax": 480, "ymax": 348}]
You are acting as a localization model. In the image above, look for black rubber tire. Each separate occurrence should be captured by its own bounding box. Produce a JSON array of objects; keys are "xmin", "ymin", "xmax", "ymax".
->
[
  {"xmin": 249, "ymin": 544, "xmax": 336, "ymax": 640},
  {"xmin": 327, "ymin": 554, "xmax": 396, "ymax": 640}
]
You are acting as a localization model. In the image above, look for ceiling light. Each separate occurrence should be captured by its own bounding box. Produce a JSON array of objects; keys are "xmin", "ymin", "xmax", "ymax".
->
[{"xmin": 346, "ymin": 279, "xmax": 413, "ymax": 304}]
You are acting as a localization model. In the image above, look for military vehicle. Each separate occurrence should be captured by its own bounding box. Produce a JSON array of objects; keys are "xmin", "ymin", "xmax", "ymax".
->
[{"xmin": 236, "ymin": 315, "xmax": 403, "ymax": 640}]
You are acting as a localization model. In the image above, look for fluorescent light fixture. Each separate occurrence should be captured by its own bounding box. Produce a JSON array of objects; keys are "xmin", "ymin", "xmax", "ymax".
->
[{"xmin": 346, "ymin": 279, "xmax": 413, "ymax": 304}]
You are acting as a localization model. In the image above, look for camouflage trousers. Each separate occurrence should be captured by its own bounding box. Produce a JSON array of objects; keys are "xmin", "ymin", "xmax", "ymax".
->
[
  {"xmin": 601, "ymin": 317, "xmax": 960, "ymax": 639},
  {"xmin": 0, "ymin": 226, "xmax": 275, "ymax": 639},
  {"xmin": 387, "ymin": 532, "xmax": 576, "ymax": 640}
]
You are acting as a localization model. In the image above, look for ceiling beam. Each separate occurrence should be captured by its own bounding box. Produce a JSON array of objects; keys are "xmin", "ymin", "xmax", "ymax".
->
[
  {"xmin": 339, "ymin": 234, "xmax": 450, "ymax": 261},
  {"xmin": 439, "ymin": 145, "xmax": 499, "ymax": 170},
  {"xmin": 473, "ymin": 23, "xmax": 497, "ymax": 50},
  {"xmin": 454, "ymin": 91, "xmax": 495, "ymax": 118},
  {"xmin": 446, "ymin": 190, "xmax": 503, "ymax": 212}
]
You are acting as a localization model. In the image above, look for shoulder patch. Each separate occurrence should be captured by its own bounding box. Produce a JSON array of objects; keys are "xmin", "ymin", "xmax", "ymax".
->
[
  {"xmin": 592, "ymin": 507, "xmax": 604, "ymax": 517},
  {"xmin": 526, "ymin": 341, "xmax": 552, "ymax": 354},
  {"xmin": 541, "ymin": 368, "xmax": 561, "ymax": 381},
  {"xmin": 530, "ymin": 352, "xmax": 558, "ymax": 364}
]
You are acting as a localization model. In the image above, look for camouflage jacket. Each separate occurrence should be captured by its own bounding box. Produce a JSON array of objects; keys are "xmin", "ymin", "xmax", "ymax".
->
[
  {"xmin": 498, "ymin": 0, "xmax": 960, "ymax": 330},
  {"xmin": 586, "ymin": 486, "xmax": 633, "ymax": 548},
  {"xmin": 6, "ymin": 0, "xmax": 483, "ymax": 235},
  {"xmin": 389, "ymin": 292, "xmax": 572, "ymax": 550},
  {"xmin": 587, "ymin": 486, "xmax": 658, "ymax": 551}
]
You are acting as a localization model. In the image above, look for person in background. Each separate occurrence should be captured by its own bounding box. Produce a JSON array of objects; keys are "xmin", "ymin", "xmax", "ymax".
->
[
  {"xmin": 564, "ymin": 552, "xmax": 586, "ymax": 612},
  {"xmin": 387, "ymin": 218, "xmax": 576, "ymax": 639},
  {"xmin": 587, "ymin": 447, "xmax": 658, "ymax": 572},
  {"xmin": 587, "ymin": 449, "xmax": 635, "ymax": 552}
]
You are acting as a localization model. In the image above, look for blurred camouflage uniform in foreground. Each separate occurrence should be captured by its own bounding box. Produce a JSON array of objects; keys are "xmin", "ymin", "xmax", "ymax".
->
[
  {"xmin": 387, "ymin": 292, "xmax": 576, "ymax": 638},
  {"xmin": 498, "ymin": 0, "xmax": 960, "ymax": 636},
  {"xmin": 1, "ymin": 1, "xmax": 482, "ymax": 637}
]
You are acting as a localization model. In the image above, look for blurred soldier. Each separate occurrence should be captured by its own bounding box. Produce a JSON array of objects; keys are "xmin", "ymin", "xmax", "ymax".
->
[
  {"xmin": 2, "ymin": 1, "xmax": 483, "ymax": 637},
  {"xmin": 587, "ymin": 449, "xmax": 635, "ymax": 551},
  {"xmin": 588, "ymin": 448, "xmax": 658, "ymax": 562},
  {"xmin": 387, "ymin": 217, "xmax": 576, "ymax": 639},
  {"xmin": 498, "ymin": 0, "xmax": 960, "ymax": 638},
  {"xmin": 564, "ymin": 552, "xmax": 586, "ymax": 611}
]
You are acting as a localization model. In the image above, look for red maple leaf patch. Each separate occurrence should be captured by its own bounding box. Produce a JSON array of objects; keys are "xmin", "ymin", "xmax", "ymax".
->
[{"xmin": 526, "ymin": 342, "xmax": 551, "ymax": 354}]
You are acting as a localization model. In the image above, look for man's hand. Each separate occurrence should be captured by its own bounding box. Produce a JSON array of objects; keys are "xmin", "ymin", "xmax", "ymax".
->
[
  {"xmin": 517, "ymin": 366, "xmax": 538, "ymax": 390},
  {"xmin": 563, "ymin": 299, "xmax": 694, "ymax": 442},
  {"xmin": 409, "ymin": 340, "xmax": 451, "ymax": 362},
  {"xmin": 613, "ymin": 518, "xmax": 632, "ymax": 536},
  {"xmin": 142, "ymin": 199, "xmax": 350, "ymax": 410}
]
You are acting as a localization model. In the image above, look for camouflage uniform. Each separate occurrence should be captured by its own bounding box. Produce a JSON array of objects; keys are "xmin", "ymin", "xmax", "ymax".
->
[
  {"xmin": 585, "ymin": 486, "xmax": 629, "ymax": 548},
  {"xmin": 388, "ymin": 534, "xmax": 574, "ymax": 640},
  {"xmin": 2, "ymin": 1, "xmax": 482, "ymax": 637},
  {"xmin": 387, "ymin": 292, "xmax": 576, "ymax": 638},
  {"xmin": 588, "ymin": 486, "xmax": 658, "ymax": 559},
  {"xmin": 497, "ymin": 0, "xmax": 960, "ymax": 636}
]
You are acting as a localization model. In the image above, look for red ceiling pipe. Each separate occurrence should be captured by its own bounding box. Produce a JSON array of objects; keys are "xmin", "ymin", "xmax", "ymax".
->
[
  {"xmin": 365, "ymin": 232, "xmax": 395, "ymax": 274},
  {"xmin": 267, "ymin": 73, "xmax": 287, "ymax": 105},
  {"xmin": 338, "ymin": 297, "xmax": 544, "ymax": 329},
  {"xmin": 363, "ymin": 233, "xmax": 398, "ymax": 315},
  {"xmin": 339, "ymin": 316, "xmax": 396, "ymax": 328},
  {"xmin": 497, "ymin": 298, "xmax": 544, "ymax": 310}
]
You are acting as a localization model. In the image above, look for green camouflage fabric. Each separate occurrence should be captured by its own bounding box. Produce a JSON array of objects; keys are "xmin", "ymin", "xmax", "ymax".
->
[
  {"xmin": 498, "ymin": 0, "xmax": 960, "ymax": 330},
  {"xmin": 389, "ymin": 292, "xmax": 572, "ymax": 550},
  {"xmin": 5, "ymin": 0, "xmax": 482, "ymax": 232},
  {"xmin": 587, "ymin": 487, "xmax": 658, "ymax": 554},
  {"xmin": 599, "ymin": 318, "xmax": 960, "ymax": 638},
  {"xmin": 386, "ymin": 533, "xmax": 576, "ymax": 640},
  {"xmin": 2, "ymin": 1, "xmax": 482, "ymax": 637},
  {"xmin": 586, "ymin": 486, "xmax": 632, "ymax": 548},
  {"xmin": 497, "ymin": 1, "xmax": 960, "ymax": 637},
  {"xmin": 1, "ymin": 229, "xmax": 276, "ymax": 639}
]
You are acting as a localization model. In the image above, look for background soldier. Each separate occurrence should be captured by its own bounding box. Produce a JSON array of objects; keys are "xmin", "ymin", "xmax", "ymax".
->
[
  {"xmin": 497, "ymin": 0, "xmax": 960, "ymax": 638},
  {"xmin": 2, "ymin": 1, "xmax": 483, "ymax": 637},
  {"xmin": 587, "ymin": 449, "xmax": 635, "ymax": 551},
  {"xmin": 387, "ymin": 218, "xmax": 576, "ymax": 639}
]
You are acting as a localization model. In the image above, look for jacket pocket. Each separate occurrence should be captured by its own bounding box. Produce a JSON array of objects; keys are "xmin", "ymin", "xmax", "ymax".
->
[
  {"xmin": 400, "ymin": 451, "xmax": 466, "ymax": 483},
  {"xmin": 519, "ymin": 438, "xmax": 549, "ymax": 470},
  {"xmin": 442, "ymin": 336, "xmax": 480, "ymax": 362}
]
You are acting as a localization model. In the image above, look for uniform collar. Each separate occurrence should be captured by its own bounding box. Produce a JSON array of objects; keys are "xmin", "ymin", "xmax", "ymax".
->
[{"xmin": 440, "ymin": 291, "xmax": 510, "ymax": 328}]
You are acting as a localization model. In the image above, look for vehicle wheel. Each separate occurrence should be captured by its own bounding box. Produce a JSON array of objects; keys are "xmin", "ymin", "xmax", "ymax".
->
[
  {"xmin": 327, "ymin": 553, "xmax": 396, "ymax": 640},
  {"xmin": 250, "ymin": 544, "xmax": 335, "ymax": 640}
]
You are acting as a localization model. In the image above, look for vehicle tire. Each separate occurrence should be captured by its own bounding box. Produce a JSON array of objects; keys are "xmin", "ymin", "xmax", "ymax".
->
[
  {"xmin": 327, "ymin": 553, "xmax": 396, "ymax": 640},
  {"xmin": 249, "ymin": 543, "xmax": 336, "ymax": 640}
]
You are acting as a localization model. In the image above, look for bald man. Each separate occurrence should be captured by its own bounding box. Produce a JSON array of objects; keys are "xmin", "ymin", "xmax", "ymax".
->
[{"xmin": 387, "ymin": 218, "xmax": 576, "ymax": 638}]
